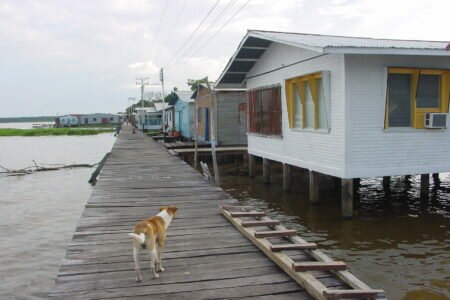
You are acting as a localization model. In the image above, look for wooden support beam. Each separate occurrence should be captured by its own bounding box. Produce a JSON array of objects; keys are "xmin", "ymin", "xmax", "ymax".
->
[
  {"xmin": 283, "ymin": 163, "xmax": 292, "ymax": 192},
  {"xmin": 323, "ymin": 289, "xmax": 386, "ymax": 299},
  {"xmin": 270, "ymin": 243, "xmax": 317, "ymax": 252},
  {"xmin": 309, "ymin": 171, "xmax": 319, "ymax": 203},
  {"xmin": 254, "ymin": 229, "xmax": 297, "ymax": 238},
  {"xmin": 420, "ymin": 173, "xmax": 430, "ymax": 198},
  {"xmin": 382, "ymin": 176, "xmax": 390, "ymax": 190},
  {"xmin": 241, "ymin": 220, "xmax": 280, "ymax": 227},
  {"xmin": 292, "ymin": 261, "xmax": 347, "ymax": 272},
  {"xmin": 229, "ymin": 211, "xmax": 266, "ymax": 218},
  {"xmin": 263, "ymin": 158, "xmax": 270, "ymax": 184},
  {"xmin": 248, "ymin": 154, "xmax": 255, "ymax": 177},
  {"xmin": 341, "ymin": 178, "xmax": 353, "ymax": 218},
  {"xmin": 221, "ymin": 205, "xmax": 253, "ymax": 211}
]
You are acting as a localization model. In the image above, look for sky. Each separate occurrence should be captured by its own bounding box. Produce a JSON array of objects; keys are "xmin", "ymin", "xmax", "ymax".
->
[{"xmin": 0, "ymin": 0, "xmax": 449, "ymax": 117}]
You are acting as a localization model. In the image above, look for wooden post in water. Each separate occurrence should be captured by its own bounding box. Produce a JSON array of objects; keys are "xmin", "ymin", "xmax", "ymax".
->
[
  {"xmin": 341, "ymin": 178, "xmax": 353, "ymax": 218},
  {"xmin": 420, "ymin": 174, "xmax": 430, "ymax": 199},
  {"xmin": 248, "ymin": 154, "xmax": 255, "ymax": 177},
  {"xmin": 263, "ymin": 158, "xmax": 270, "ymax": 184},
  {"xmin": 309, "ymin": 171, "xmax": 319, "ymax": 204},
  {"xmin": 194, "ymin": 81, "xmax": 200, "ymax": 168},
  {"xmin": 283, "ymin": 163, "xmax": 291, "ymax": 192},
  {"xmin": 206, "ymin": 79, "xmax": 220, "ymax": 185},
  {"xmin": 382, "ymin": 176, "xmax": 390, "ymax": 191}
]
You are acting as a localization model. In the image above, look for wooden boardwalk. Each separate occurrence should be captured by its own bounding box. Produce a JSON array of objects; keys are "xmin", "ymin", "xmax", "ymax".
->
[{"xmin": 49, "ymin": 125, "xmax": 350, "ymax": 299}]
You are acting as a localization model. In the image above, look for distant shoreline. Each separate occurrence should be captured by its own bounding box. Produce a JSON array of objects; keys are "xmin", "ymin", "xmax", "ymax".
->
[
  {"xmin": 0, "ymin": 116, "xmax": 56, "ymax": 123},
  {"xmin": 0, "ymin": 128, "xmax": 114, "ymax": 136}
]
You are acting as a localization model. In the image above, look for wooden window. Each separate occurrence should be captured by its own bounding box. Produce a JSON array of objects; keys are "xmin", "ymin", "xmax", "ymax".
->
[
  {"xmin": 247, "ymin": 86, "xmax": 282, "ymax": 136},
  {"xmin": 385, "ymin": 68, "xmax": 450, "ymax": 129},
  {"xmin": 285, "ymin": 72, "xmax": 329, "ymax": 130}
]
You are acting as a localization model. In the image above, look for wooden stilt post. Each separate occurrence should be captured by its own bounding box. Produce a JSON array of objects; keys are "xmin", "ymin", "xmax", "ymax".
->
[
  {"xmin": 248, "ymin": 154, "xmax": 255, "ymax": 177},
  {"xmin": 353, "ymin": 178, "xmax": 360, "ymax": 193},
  {"xmin": 432, "ymin": 173, "xmax": 440, "ymax": 184},
  {"xmin": 205, "ymin": 79, "xmax": 220, "ymax": 186},
  {"xmin": 193, "ymin": 81, "xmax": 200, "ymax": 169},
  {"xmin": 283, "ymin": 163, "xmax": 291, "ymax": 192},
  {"xmin": 383, "ymin": 176, "xmax": 390, "ymax": 190},
  {"xmin": 341, "ymin": 178, "xmax": 353, "ymax": 218},
  {"xmin": 420, "ymin": 174, "xmax": 430, "ymax": 199},
  {"xmin": 309, "ymin": 171, "xmax": 319, "ymax": 204},
  {"xmin": 263, "ymin": 158, "xmax": 270, "ymax": 184}
]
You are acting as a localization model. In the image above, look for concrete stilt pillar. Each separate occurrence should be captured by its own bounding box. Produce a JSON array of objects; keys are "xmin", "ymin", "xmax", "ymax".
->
[
  {"xmin": 341, "ymin": 178, "xmax": 353, "ymax": 218},
  {"xmin": 309, "ymin": 171, "xmax": 319, "ymax": 204},
  {"xmin": 248, "ymin": 154, "xmax": 255, "ymax": 177},
  {"xmin": 383, "ymin": 176, "xmax": 390, "ymax": 190},
  {"xmin": 420, "ymin": 174, "xmax": 430, "ymax": 198},
  {"xmin": 283, "ymin": 163, "xmax": 291, "ymax": 192},
  {"xmin": 263, "ymin": 158, "xmax": 270, "ymax": 184}
]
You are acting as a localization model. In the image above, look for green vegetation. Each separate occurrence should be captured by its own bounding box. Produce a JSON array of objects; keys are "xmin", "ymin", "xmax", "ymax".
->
[
  {"xmin": 0, "ymin": 128, "xmax": 114, "ymax": 136},
  {"xmin": 146, "ymin": 130, "xmax": 163, "ymax": 136},
  {"xmin": 0, "ymin": 116, "xmax": 56, "ymax": 123}
]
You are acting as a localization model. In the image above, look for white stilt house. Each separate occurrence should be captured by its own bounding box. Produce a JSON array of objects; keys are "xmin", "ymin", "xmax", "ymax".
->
[{"xmin": 216, "ymin": 30, "xmax": 450, "ymax": 217}]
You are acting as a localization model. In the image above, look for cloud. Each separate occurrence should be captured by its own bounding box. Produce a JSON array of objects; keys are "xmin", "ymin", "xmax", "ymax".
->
[{"xmin": 128, "ymin": 60, "xmax": 159, "ymax": 74}]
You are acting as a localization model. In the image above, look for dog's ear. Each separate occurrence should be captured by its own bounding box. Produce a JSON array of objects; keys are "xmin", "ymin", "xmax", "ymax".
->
[
  {"xmin": 168, "ymin": 205, "xmax": 178, "ymax": 216},
  {"xmin": 159, "ymin": 206, "xmax": 168, "ymax": 212}
]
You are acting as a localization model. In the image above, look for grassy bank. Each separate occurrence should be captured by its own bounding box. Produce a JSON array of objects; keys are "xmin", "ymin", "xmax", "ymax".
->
[{"xmin": 0, "ymin": 128, "xmax": 114, "ymax": 136}]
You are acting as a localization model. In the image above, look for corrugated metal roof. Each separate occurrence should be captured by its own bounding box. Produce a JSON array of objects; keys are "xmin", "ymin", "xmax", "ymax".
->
[
  {"xmin": 215, "ymin": 30, "xmax": 450, "ymax": 87},
  {"xmin": 175, "ymin": 90, "xmax": 195, "ymax": 103},
  {"xmin": 249, "ymin": 30, "xmax": 449, "ymax": 52}
]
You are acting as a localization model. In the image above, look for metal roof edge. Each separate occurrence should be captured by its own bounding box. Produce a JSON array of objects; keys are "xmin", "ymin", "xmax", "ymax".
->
[
  {"xmin": 249, "ymin": 31, "xmax": 324, "ymax": 53},
  {"xmin": 324, "ymin": 46, "xmax": 450, "ymax": 56}
]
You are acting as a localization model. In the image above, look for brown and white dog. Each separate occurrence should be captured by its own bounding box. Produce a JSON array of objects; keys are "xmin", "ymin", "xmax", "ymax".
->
[{"xmin": 128, "ymin": 205, "xmax": 178, "ymax": 281}]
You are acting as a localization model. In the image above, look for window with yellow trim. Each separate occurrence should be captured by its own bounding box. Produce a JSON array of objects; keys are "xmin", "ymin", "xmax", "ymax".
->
[
  {"xmin": 285, "ymin": 72, "xmax": 329, "ymax": 130},
  {"xmin": 385, "ymin": 68, "xmax": 450, "ymax": 129}
]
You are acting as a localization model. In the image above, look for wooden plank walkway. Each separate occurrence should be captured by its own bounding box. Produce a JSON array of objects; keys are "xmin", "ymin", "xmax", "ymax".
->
[{"xmin": 49, "ymin": 125, "xmax": 350, "ymax": 299}]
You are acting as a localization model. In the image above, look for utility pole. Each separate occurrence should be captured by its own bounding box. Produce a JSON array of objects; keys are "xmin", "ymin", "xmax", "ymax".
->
[
  {"xmin": 128, "ymin": 97, "xmax": 135, "ymax": 125},
  {"xmin": 205, "ymin": 78, "xmax": 220, "ymax": 186},
  {"xmin": 160, "ymin": 68, "xmax": 166, "ymax": 143},
  {"xmin": 194, "ymin": 81, "xmax": 200, "ymax": 168},
  {"xmin": 136, "ymin": 77, "xmax": 149, "ymax": 131}
]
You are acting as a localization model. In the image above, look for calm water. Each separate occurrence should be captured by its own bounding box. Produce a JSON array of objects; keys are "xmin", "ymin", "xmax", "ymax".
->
[
  {"xmin": 0, "ymin": 123, "xmax": 116, "ymax": 299},
  {"xmin": 217, "ymin": 162, "xmax": 450, "ymax": 300}
]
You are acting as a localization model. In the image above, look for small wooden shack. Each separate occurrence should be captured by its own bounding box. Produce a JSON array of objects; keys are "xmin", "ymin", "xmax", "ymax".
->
[
  {"xmin": 193, "ymin": 83, "xmax": 247, "ymax": 146},
  {"xmin": 173, "ymin": 91, "xmax": 195, "ymax": 138},
  {"xmin": 216, "ymin": 29, "xmax": 450, "ymax": 217}
]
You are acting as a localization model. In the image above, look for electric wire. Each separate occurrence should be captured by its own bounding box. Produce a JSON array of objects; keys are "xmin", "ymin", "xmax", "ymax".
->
[
  {"xmin": 155, "ymin": 0, "xmax": 189, "ymax": 64},
  {"xmin": 164, "ymin": 0, "xmax": 221, "ymax": 69},
  {"xmin": 168, "ymin": 0, "xmax": 250, "ymax": 74},
  {"xmin": 148, "ymin": 0, "xmax": 169, "ymax": 61},
  {"xmin": 170, "ymin": 0, "xmax": 238, "ymax": 66}
]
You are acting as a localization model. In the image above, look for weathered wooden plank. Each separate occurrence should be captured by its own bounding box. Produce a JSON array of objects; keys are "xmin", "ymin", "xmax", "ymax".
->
[
  {"xmin": 292, "ymin": 261, "xmax": 347, "ymax": 272},
  {"xmin": 323, "ymin": 289, "xmax": 386, "ymax": 299},
  {"xmin": 254, "ymin": 229, "xmax": 297, "ymax": 238},
  {"xmin": 230, "ymin": 211, "xmax": 266, "ymax": 217},
  {"xmin": 271, "ymin": 243, "xmax": 318, "ymax": 252},
  {"xmin": 241, "ymin": 220, "xmax": 280, "ymax": 227}
]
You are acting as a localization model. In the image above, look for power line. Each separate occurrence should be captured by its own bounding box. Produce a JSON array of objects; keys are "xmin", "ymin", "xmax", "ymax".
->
[
  {"xmin": 155, "ymin": 0, "xmax": 189, "ymax": 63},
  {"xmin": 171, "ymin": 0, "xmax": 238, "ymax": 64},
  {"xmin": 168, "ymin": 0, "xmax": 250, "ymax": 74},
  {"xmin": 164, "ymin": 0, "xmax": 221, "ymax": 69},
  {"xmin": 148, "ymin": 0, "xmax": 169, "ymax": 61}
]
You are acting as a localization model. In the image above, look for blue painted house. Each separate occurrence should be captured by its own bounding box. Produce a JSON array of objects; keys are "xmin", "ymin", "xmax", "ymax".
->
[{"xmin": 173, "ymin": 91, "xmax": 195, "ymax": 138}]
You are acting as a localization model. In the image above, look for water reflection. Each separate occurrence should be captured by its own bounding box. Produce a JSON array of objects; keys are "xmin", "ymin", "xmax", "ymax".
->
[{"xmin": 217, "ymin": 163, "xmax": 449, "ymax": 299}]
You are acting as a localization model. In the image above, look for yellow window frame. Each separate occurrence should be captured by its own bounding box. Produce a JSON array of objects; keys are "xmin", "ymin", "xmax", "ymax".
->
[
  {"xmin": 386, "ymin": 67, "xmax": 450, "ymax": 129},
  {"xmin": 285, "ymin": 72, "xmax": 322, "ymax": 129}
]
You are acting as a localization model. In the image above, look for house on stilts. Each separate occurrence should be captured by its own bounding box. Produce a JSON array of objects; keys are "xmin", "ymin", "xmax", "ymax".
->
[{"xmin": 216, "ymin": 30, "xmax": 450, "ymax": 217}]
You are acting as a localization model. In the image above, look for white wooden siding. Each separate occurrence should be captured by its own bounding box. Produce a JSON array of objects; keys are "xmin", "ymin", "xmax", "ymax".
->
[
  {"xmin": 345, "ymin": 54, "xmax": 450, "ymax": 177},
  {"xmin": 247, "ymin": 42, "xmax": 346, "ymax": 177}
]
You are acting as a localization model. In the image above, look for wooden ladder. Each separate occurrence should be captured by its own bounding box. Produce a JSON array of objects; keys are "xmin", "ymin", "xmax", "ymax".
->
[{"xmin": 221, "ymin": 205, "xmax": 385, "ymax": 300}]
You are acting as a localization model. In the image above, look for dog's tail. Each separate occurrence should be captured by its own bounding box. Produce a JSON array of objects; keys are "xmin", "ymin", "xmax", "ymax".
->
[{"xmin": 128, "ymin": 233, "xmax": 145, "ymax": 244}]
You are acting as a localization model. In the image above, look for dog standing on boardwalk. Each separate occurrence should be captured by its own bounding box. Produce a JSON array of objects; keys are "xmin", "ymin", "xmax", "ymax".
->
[{"xmin": 128, "ymin": 205, "xmax": 178, "ymax": 281}]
